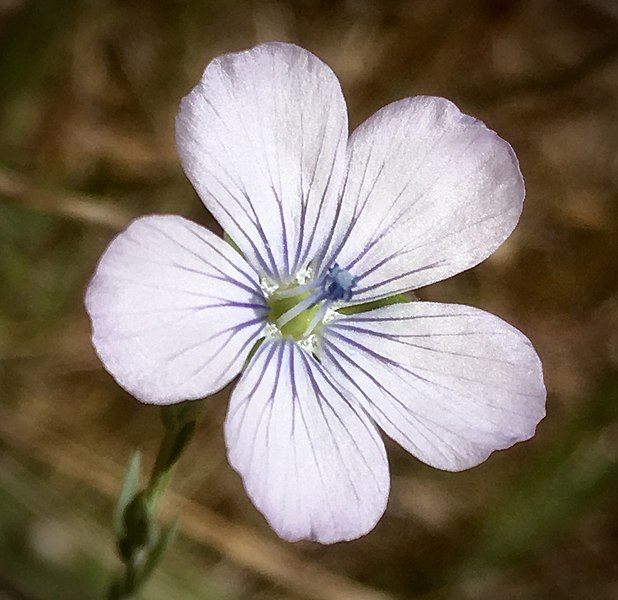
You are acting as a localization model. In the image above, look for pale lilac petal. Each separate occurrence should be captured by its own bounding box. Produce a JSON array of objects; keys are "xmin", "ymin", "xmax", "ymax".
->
[
  {"xmin": 320, "ymin": 303, "xmax": 545, "ymax": 471},
  {"xmin": 85, "ymin": 215, "xmax": 267, "ymax": 405},
  {"xmin": 225, "ymin": 338, "xmax": 389, "ymax": 543},
  {"xmin": 176, "ymin": 42, "xmax": 348, "ymax": 282},
  {"xmin": 323, "ymin": 96, "xmax": 524, "ymax": 302}
]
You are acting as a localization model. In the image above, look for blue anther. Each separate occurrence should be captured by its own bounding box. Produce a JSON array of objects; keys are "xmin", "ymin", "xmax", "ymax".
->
[{"xmin": 322, "ymin": 263, "xmax": 357, "ymax": 302}]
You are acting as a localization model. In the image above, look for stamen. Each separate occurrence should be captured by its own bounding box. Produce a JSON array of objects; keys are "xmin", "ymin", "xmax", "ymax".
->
[
  {"xmin": 273, "ymin": 281, "xmax": 318, "ymax": 299},
  {"xmin": 301, "ymin": 300, "xmax": 332, "ymax": 338}
]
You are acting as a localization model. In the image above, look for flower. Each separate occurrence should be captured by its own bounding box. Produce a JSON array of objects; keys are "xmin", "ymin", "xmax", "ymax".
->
[{"xmin": 85, "ymin": 42, "xmax": 546, "ymax": 544}]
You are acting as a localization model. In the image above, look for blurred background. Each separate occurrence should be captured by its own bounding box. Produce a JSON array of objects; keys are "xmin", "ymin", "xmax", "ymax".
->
[{"xmin": 0, "ymin": 0, "xmax": 617, "ymax": 598}]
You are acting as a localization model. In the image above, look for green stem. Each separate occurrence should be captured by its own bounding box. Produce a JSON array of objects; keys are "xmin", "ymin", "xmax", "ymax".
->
[{"xmin": 107, "ymin": 402, "xmax": 199, "ymax": 599}]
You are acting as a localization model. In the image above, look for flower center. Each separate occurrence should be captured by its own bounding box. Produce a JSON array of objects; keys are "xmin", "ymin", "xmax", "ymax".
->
[
  {"xmin": 264, "ymin": 263, "xmax": 357, "ymax": 341},
  {"xmin": 267, "ymin": 290, "xmax": 321, "ymax": 339}
]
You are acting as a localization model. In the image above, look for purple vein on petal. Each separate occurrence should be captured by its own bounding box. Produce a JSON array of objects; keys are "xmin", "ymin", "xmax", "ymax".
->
[
  {"xmin": 327, "ymin": 328, "xmax": 537, "ymax": 401},
  {"xmin": 321, "ymin": 344, "xmax": 456, "ymax": 465},
  {"xmin": 299, "ymin": 350, "xmax": 384, "ymax": 496}
]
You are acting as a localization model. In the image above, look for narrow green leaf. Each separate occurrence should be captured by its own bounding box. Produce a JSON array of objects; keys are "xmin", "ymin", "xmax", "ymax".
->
[
  {"xmin": 137, "ymin": 518, "xmax": 179, "ymax": 588},
  {"xmin": 122, "ymin": 492, "xmax": 153, "ymax": 554},
  {"xmin": 114, "ymin": 451, "xmax": 142, "ymax": 537}
]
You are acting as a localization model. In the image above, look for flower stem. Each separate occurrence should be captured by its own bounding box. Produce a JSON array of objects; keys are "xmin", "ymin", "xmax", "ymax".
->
[{"xmin": 107, "ymin": 402, "xmax": 200, "ymax": 599}]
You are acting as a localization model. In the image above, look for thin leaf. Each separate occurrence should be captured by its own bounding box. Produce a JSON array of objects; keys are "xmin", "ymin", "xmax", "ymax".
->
[
  {"xmin": 122, "ymin": 492, "xmax": 152, "ymax": 556},
  {"xmin": 114, "ymin": 450, "xmax": 142, "ymax": 537},
  {"xmin": 138, "ymin": 518, "xmax": 179, "ymax": 587}
]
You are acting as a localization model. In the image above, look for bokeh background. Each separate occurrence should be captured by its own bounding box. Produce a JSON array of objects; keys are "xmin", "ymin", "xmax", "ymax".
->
[{"xmin": 1, "ymin": 0, "xmax": 617, "ymax": 598}]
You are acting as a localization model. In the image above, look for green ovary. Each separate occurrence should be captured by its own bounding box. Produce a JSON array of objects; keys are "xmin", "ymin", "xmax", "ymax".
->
[{"xmin": 267, "ymin": 290, "xmax": 321, "ymax": 340}]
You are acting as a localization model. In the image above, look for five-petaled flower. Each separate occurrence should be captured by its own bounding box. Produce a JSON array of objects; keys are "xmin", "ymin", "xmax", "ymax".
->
[{"xmin": 86, "ymin": 43, "xmax": 546, "ymax": 544}]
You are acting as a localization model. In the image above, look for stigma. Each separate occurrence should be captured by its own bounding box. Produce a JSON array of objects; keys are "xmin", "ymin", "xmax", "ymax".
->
[{"xmin": 322, "ymin": 263, "xmax": 357, "ymax": 302}]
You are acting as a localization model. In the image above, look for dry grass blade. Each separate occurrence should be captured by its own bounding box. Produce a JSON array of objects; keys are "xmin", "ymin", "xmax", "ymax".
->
[{"xmin": 0, "ymin": 167, "xmax": 133, "ymax": 230}]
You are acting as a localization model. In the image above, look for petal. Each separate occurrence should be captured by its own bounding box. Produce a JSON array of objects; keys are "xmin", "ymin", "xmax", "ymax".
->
[
  {"xmin": 85, "ymin": 215, "xmax": 267, "ymax": 405},
  {"xmin": 176, "ymin": 42, "xmax": 348, "ymax": 282},
  {"xmin": 324, "ymin": 96, "xmax": 524, "ymax": 302},
  {"xmin": 225, "ymin": 338, "xmax": 389, "ymax": 543},
  {"xmin": 320, "ymin": 303, "xmax": 545, "ymax": 471}
]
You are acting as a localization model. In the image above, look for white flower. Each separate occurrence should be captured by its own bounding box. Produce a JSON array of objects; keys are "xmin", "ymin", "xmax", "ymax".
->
[{"xmin": 86, "ymin": 43, "xmax": 546, "ymax": 544}]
